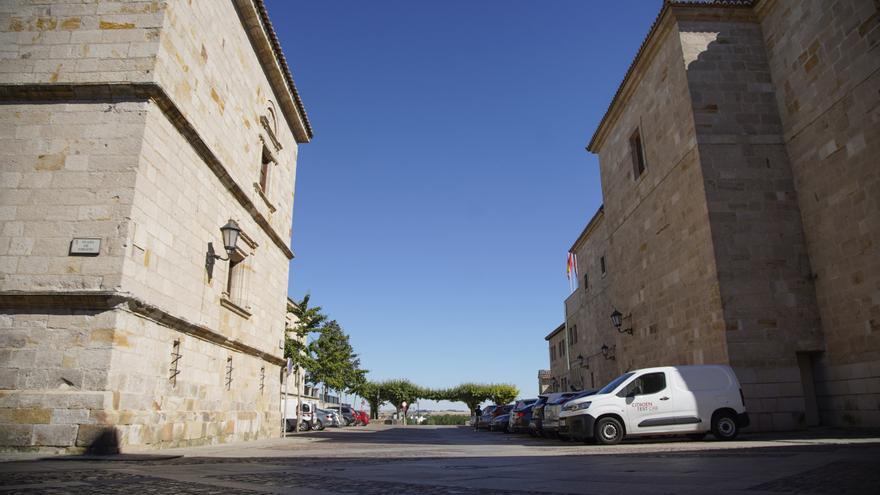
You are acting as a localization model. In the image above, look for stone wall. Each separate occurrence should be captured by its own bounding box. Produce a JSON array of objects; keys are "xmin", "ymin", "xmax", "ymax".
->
[
  {"xmin": 105, "ymin": 310, "xmax": 281, "ymax": 450},
  {"xmin": 679, "ymin": 13, "xmax": 823, "ymax": 431},
  {"xmin": 0, "ymin": 0, "xmax": 165, "ymax": 85},
  {"xmin": 0, "ymin": 309, "xmax": 114, "ymax": 451},
  {"xmin": 757, "ymin": 0, "xmax": 880, "ymax": 427},
  {"xmin": 565, "ymin": 211, "xmax": 617, "ymax": 390},
  {"xmin": 1, "ymin": 0, "xmax": 306, "ymax": 451},
  {"xmin": 593, "ymin": 18, "xmax": 729, "ymax": 372},
  {"xmin": 0, "ymin": 101, "xmax": 147, "ymax": 293},
  {"xmin": 153, "ymin": 0, "xmax": 300, "ymax": 242}
]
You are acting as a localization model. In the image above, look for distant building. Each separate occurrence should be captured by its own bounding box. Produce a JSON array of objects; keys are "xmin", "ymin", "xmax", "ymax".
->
[
  {"xmin": 557, "ymin": 0, "xmax": 879, "ymax": 430},
  {"xmin": 0, "ymin": 0, "xmax": 311, "ymax": 451},
  {"xmin": 537, "ymin": 369, "xmax": 553, "ymax": 395}
]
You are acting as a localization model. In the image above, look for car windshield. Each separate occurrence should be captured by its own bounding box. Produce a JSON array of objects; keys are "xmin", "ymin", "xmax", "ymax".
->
[{"xmin": 597, "ymin": 372, "xmax": 636, "ymax": 395}]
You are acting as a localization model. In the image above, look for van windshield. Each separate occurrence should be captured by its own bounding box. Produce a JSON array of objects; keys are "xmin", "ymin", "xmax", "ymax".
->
[{"xmin": 596, "ymin": 372, "xmax": 635, "ymax": 395}]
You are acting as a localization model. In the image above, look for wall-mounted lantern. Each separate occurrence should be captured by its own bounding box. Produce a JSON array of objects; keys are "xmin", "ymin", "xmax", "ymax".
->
[
  {"xmin": 601, "ymin": 344, "xmax": 616, "ymax": 361},
  {"xmin": 206, "ymin": 219, "xmax": 241, "ymax": 277},
  {"xmin": 610, "ymin": 309, "xmax": 634, "ymax": 335}
]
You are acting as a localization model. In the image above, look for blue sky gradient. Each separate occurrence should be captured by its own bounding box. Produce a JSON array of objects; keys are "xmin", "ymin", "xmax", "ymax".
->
[{"xmin": 265, "ymin": 0, "xmax": 663, "ymax": 408}]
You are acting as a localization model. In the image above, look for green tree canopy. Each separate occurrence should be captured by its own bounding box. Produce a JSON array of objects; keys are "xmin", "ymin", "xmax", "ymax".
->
[{"xmin": 487, "ymin": 384, "xmax": 519, "ymax": 406}]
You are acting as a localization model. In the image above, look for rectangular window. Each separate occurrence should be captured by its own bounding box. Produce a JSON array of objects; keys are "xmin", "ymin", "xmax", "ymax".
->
[
  {"xmin": 550, "ymin": 345, "xmax": 556, "ymax": 362},
  {"xmin": 583, "ymin": 272, "xmax": 589, "ymax": 291},
  {"xmin": 630, "ymin": 128, "xmax": 647, "ymax": 179},
  {"xmin": 600, "ymin": 255, "xmax": 606, "ymax": 277},
  {"xmin": 259, "ymin": 146, "xmax": 272, "ymax": 193},
  {"xmin": 226, "ymin": 251, "xmax": 247, "ymax": 307},
  {"xmin": 568, "ymin": 325, "xmax": 577, "ymax": 345}
]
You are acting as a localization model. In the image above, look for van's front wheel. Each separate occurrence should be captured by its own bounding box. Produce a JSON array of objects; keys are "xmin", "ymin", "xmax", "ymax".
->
[
  {"xmin": 712, "ymin": 412, "xmax": 739, "ymax": 440},
  {"xmin": 594, "ymin": 417, "xmax": 624, "ymax": 445}
]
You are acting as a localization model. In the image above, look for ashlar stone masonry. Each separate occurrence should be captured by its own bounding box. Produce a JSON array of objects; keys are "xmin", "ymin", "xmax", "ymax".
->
[
  {"xmin": 555, "ymin": 0, "xmax": 879, "ymax": 431},
  {"xmin": 0, "ymin": 0, "xmax": 312, "ymax": 452}
]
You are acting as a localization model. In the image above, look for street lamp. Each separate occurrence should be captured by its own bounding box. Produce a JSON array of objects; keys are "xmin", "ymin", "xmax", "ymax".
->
[
  {"xmin": 601, "ymin": 344, "xmax": 616, "ymax": 361},
  {"xmin": 610, "ymin": 309, "xmax": 634, "ymax": 335},
  {"xmin": 206, "ymin": 219, "xmax": 242, "ymax": 276}
]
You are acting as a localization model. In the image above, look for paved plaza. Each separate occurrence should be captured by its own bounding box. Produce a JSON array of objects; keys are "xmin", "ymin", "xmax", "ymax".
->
[{"xmin": 1, "ymin": 425, "xmax": 879, "ymax": 494}]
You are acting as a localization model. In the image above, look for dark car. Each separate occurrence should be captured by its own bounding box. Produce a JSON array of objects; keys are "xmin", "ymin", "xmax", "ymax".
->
[
  {"xmin": 508, "ymin": 398, "xmax": 538, "ymax": 433},
  {"xmin": 528, "ymin": 394, "xmax": 552, "ymax": 436},
  {"xmin": 490, "ymin": 413, "xmax": 511, "ymax": 432},
  {"xmin": 476, "ymin": 405, "xmax": 498, "ymax": 429},
  {"xmin": 478, "ymin": 404, "xmax": 512, "ymax": 430}
]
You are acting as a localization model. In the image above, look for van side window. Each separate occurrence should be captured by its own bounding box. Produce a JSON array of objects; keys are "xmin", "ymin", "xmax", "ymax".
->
[{"xmin": 619, "ymin": 372, "xmax": 666, "ymax": 396}]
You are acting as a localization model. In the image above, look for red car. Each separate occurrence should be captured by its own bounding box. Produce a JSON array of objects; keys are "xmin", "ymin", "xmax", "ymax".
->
[{"xmin": 353, "ymin": 409, "xmax": 370, "ymax": 426}]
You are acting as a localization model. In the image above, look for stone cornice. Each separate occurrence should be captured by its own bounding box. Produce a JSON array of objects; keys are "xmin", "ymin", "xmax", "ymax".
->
[
  {"xmin": 0, "ymin": 290, "xmax": 285, "ymax": 367},
  {"xmin": 234, "ymin": 0, "xmax": 312, "ymax": 143},
  {"xmin": 569, "ymin": 205, "xmax": 605, "ymax": 254},
  {"xmin": 0, "ymin": 82, "xmax": 294, "ymax": 260}
]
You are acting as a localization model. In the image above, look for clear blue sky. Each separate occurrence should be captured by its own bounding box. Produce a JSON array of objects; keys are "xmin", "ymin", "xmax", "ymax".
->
[{"xmin": 266, "ymin": 0, "xmax": 662, "ymax": 409}]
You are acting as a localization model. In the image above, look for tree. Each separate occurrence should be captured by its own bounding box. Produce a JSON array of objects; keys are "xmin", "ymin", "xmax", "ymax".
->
[
  {"xmin": 284, "ymin": 294, "xmax": 327, "ymax": 370},
  {"xmin": 488, "ymin": 384, "xmax": 519, "ymax": 406},
  {"xmin": 285, "ymin": 294, "xmax": 327, "ymax": 433},
  {"xmin": 378, "ymin": 379, "xmax": 423, "ymax": 418},
  {"xmin": 447, "ymin": 383, "xmax": 493, "ymax": 414},
  {"xmin": 354, "ymin": 381, "xmax": 384, "ymax": 419},
  {"xmin": 309, "ymin": 320, "xmax": 359, "ymax": 392}
]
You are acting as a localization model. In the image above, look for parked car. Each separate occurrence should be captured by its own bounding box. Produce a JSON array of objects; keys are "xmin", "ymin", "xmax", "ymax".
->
[
  {"xmin": 528, "ymin": 395, "xmax": 551, "ymax": 436},
  {"xmin": 490, "ymin": 413, "xmax": 511, "ymax": 432},
  {"xmin": 476, "ymin": 405, "xmax": 498, "ymax": 429},
  {"xmin": 327, "ymin": 405, "xmax": 357, "ymax": 426},
  {"xmin": 317, "ymin": 408, "xmax": 341, "ymax": 428},
  {"xmin": 478, "ymin": 405, "xmax": 511, "ymax": 430},
  {"xmin": 542, "ymin": 391, "xmax": 592, "ymax": 438},
  {"xmin": 508, "ymin": 399, "xmax": 538, "ymax": 433},
  {"xmin": 353, "ymin": 409, "xmax": 370, "ymax": 426},
  {"xmin": 559, "ymin": 365, "xmax": 749, "ymax": 445},
  {"xmin": 285, "ymin": 402, "xmax": 316, "ymax": 432}
]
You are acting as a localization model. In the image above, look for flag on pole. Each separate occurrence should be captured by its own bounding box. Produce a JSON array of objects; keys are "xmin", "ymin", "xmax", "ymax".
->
[{"xmin": 566, "ymin": 253, "xmax": 579, "ymax": 292}]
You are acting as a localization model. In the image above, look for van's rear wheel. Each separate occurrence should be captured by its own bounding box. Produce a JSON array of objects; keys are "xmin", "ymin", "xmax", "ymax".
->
[
  {"xmin": 594, "ymin": 417, "xmax": 624, "ymax": 445},
  {"xmin": 712, "ymin": 412, "xmax": 738, "ymax": 440}
]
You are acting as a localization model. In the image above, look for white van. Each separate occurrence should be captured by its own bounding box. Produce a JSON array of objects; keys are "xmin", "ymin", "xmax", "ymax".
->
[{"xmin": 558, "ymin": 365, "xmax": 748, "ymax": 445}]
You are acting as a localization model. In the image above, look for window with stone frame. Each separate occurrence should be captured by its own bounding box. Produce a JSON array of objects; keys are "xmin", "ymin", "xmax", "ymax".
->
[
  {"xmin": 568, "ymin": 325, "xmax": 578, "ymax": 345},
  {"xmin": 550, "ymin": 344, "xmax": 556, "ymax": 362},
  {"xmin": 583, "ymin": 271, "xmax": 589, "ymax": 291},
  {"xmin": 630, "ymin": 127, "xmax": 647, "ymax": 180},
  {"xmin": 225, "ymin": 250, "xmax": 248, "ymax": 308},
  {"xmin": 259, "ymin": 144, "xmax": 273, "ymax": 193},
  {"xmin": 600, "ymin": 255, "xmax": 606, "ymax": 277}
]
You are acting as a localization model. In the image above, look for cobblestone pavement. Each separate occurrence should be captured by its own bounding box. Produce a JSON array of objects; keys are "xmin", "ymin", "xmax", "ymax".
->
[{"xmin": 1, "ymin": 426, "xmax": 879, "ymax": 494}]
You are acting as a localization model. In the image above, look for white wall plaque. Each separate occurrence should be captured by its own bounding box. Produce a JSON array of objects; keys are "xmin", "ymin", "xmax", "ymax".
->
[{"xmin": 70, "ymin": 238, "xmax": 101, "ymax": 255}]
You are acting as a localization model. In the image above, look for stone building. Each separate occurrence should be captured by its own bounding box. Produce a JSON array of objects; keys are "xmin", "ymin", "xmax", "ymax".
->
[
  {"xmin": 554, "ymin": 0, "xmax": 879, "ymax": 431},
  {"xmin": 0, "ymin": 0, "xmax": 311, "ymax": 452}
]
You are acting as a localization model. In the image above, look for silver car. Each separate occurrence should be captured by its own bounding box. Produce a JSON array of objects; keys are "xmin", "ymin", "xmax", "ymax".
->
[
  {"xmin": 543, "ymin": 391, "xmax": 593, "ymax": 437},
  {"xmin": 316, "ymin": 408, "xmax": 340, "ymax": 428}
]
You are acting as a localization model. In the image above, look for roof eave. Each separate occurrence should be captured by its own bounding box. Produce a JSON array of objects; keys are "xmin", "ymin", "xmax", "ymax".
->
[
  {"xmin": 235, "ymin": 0, "xmax": 313, "ymax": 144},
  {"xmin": 544, "ymin": 323, "xmax": 566, "ymax": 341},
  {"xmin": 569, "ymin": 205, "xmax": 605, "ymax": 254}
]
